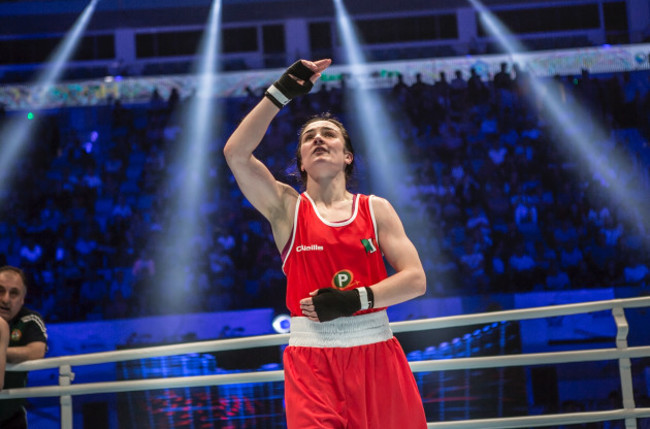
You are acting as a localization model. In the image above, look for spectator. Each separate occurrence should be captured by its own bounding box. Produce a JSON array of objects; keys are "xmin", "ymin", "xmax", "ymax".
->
[
  {"xmin": 513, "ymin": 194, "xmax": 538, "ymax": 234},
  {"xmin": 559, "ymin": 240, "xmax": 584, "ymax": 278},
  {"xmin": 508, "ymin": 242, "xmax": 538, "ymax": 290},
  {"xmin": 487, "ymin": 138, "xmax": 508, "ymax": 167},
  {"xmin": 73, "ymin": 225, "xmax": 100, "ymax": 268},
  {"xmin": 391, "ymin": 73, "xmax": 409, "ymax": 99},
  {"xmin": 80, "ymin": 166, "xmax": 103, "ymax": 194},
  {"xmin": 108, "ymin": 269, "xmax": 133, "ymax": 303},
  {"xmin": 584, "ymin": 232, "xmax": 617, "ymax": 276},
  {"xmin": 132, "ymin": 246, "xmax": 156, "ymax": 313},
  {"xmin": 466, "ymin": 207, "xmax": 490, "ymax": 234},
  {"xmin": 450, "ymin": 81, "xmax": 469, "ymax": 120},
  {"xmin": 111, "ymin": 195, "xmax": 133, "ymax": 220},
  {"xmin": 600, "ymin": 215, "xmax": 624, "ymax": 246},
  {"xmin": 484, "ymin": 183, "xmax": 511, "ymax": 228},
  {"xmin": 467, "ymin": 67, "xmax": 489, "ymax": 105},
  {"xmin": 545, "ymin": 260, "xmax": 571, "ymax": 290},
  {"xmin": 78, "ymin": 271, "xmax": 106, "ymax": 319},
  {"xmin": 0, "ymin": 266, "xmax": 48, "ymax": 427},
  {"xmin": 432, "ymin": 71, "xmax": 451, "ymax": 108},
  {"xmin": 534, "ymin": 241, "xmax": 558, "ymax": 272},
  {"xmin": 600, "ymin": 260, "xmax": 623, "ymax": 287},
  {"xmin": 493, "ymin": 62, "xmax": 512, "ymax": 91},
  {"xmin": 132, "ymin": 247, "xmax": 155, "ymax": 280},
  {"xmin": 622, "ymin": 253, "xmax": 649, "ymax": 286},
  {"xmin": 511, "ymin": 63, "xmax": 531, "ymax": 97},
  {"xmin": 18, "ymin": 236, "xmax": 43, "ymax": 273},
  {"xmin": 553, "ymin": 219, "xmax": 579, "ymax": 245},
  {"xmin": 459, "ymin": 241, "xmax": 488, "ymax": 293}
]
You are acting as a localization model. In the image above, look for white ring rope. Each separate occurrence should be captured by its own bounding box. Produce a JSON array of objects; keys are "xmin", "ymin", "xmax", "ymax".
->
[
  {"xmin": 1, "ymin": 296, "xmax": 649, "ymax": 429},
  {"xmin": 7, "ymin": 296, "xmax": 649, "ymax": 372}
]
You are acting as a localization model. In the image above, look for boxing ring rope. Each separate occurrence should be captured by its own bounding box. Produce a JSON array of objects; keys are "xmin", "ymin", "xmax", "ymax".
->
[{"xmin": 1, "ymin": 296, "xmax": 650, "ymax": 429}]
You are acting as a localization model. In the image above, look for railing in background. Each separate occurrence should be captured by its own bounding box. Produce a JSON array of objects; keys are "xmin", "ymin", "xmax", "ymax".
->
[
  {"xmin": 2, "ymin": 296, "xmax": 650, "ymax": 429},
  {"xmin": 2, "ymin": 43, "xmax": 650, "ymax": 111}
]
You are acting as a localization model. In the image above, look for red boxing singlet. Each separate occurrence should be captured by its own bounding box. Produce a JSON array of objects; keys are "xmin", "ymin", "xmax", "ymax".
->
[
  {"xmin": 282, "ymin": 193, "xmax": 387, "ymax": 316},
  {"xmin": 281, "ymin": 193, "xmax": 428, "ymax": 428}
]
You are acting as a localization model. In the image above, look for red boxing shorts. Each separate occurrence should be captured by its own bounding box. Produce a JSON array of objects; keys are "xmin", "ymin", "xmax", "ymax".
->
[{"xmin": 284, "ymin": 311, "xmax": 427, "ymax": 429}]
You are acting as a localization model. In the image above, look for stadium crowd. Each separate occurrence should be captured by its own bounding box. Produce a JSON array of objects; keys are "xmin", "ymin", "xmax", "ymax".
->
[{"xmin": 0, "ymin": 64, "xmax": 649, "ymax": 322}]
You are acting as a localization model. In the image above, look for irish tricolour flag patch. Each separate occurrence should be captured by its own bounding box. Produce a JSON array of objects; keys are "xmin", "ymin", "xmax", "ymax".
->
[{"xmin": 361, "ymin": 238, "xmax": 377, "ymax": 253}]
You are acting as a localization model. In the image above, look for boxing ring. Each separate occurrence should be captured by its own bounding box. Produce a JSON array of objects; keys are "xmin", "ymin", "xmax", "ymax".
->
[{"xmin": 2, "ymin": 296, "xmax": 650, "ymax": 429}]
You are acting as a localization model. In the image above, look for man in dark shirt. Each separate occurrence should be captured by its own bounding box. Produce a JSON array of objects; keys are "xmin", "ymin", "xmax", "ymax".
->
[
  {"xmin": 0, "ymin": 266, "xmax": 47, "ymax": 429},
  {"xmin": 493, "ymin": 61, "xmax": 512, "ymax": 91}
]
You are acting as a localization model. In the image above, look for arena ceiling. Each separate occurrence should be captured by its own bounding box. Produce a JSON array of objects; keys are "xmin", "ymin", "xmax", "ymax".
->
[{"xmin": 0, "ymin": 0, "xmax": 606, "ymax": 34}]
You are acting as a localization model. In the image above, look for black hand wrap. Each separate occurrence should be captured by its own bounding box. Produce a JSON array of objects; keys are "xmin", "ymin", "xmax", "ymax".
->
[
  {"xmin": 264, "ymin": 61, "xmax": 315, "ymax": 108},
  {"xmin": 312, "ymin": 287, "xmax": 374, "ymax": 322}
]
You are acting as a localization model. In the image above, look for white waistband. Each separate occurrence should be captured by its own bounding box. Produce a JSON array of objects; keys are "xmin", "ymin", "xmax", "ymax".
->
[{"xmin": 289, "ymin": 310, "xmax": 393, "ymax": 348}]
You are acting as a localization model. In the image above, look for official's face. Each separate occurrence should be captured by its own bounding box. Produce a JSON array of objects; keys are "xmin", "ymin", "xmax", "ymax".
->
[{"xmin": 0, "ymin": 271, "xmax": 26, "ymax": 322}]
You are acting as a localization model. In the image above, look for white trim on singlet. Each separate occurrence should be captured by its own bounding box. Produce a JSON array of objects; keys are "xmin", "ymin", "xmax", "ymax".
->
[
  {"xmin": 289, "ymin": 310, "xmax": 393, "ymax": 348},
  {"xmin": 281, "ymin": 196, "xmax": 302, "ymax": 274},
  {"xmin": 368, "ymin": 194, "xmax": 380, "ymax": 251},
  {"xmin": 303, "ymin": 192, "xmax": 359, "ymax": 227}
]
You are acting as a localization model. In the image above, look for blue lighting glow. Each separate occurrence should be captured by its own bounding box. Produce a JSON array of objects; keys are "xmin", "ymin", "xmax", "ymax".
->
[
  {"xmin": 332, "ymin": 0, "xmax": 412, "ymax": 209},
  {"xmin": 272, "ymin": 314, "xmax": 291, "ymax": 334},
  {"xmin": 153, "ymin": 0, "xmax": 224, "ymax": 313},
  {"xmin": 470, "ymin": 0, "xmax": 650, "ymax": 243},
  {"xmin": 0, "ymin": 0, "xmax": 99, "ymax": 202}
]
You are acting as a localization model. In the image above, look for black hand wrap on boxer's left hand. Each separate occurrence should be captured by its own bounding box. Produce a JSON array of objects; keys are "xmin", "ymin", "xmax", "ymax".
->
[
  {"xmin": 264, "ymin": 61, "xmax": 315, "ymax": 108},
  {"xmin": 312, "ymin": 287, "xmax": 374, "ymax": 322}
]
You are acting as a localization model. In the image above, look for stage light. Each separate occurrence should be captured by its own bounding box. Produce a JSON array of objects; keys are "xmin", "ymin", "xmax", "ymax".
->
[
  {"xmin": 0, "ymin": 0, "xmax": 99, "ymax": 203},
  {"xmin": 331, "ymin": 0, "xmax": 448, "ymax": 283},
  {"xmin": 36, "ymin": 0, "xmax": 100, "ymax": 88},
  {"xmin": 152, "ymin": 0, "xmax": 224, "ymax": 314},
  {"xmin": 469, "ymin": 0, "xmax": 650, "ymax": 240},
  {"xmin": 332, "ymin": 0, "xmax": 412, "ymax": 210}
]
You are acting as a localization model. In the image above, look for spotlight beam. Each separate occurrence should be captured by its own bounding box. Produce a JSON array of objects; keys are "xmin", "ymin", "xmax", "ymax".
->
[
  {"xmin": 36, "ymin": 0, "xmax": 100, "ymax": 88},
  {"xmin": 177, "ymin": 0, "xmax": 221, "ymax": 213},
  {"xmin": 332, "ymin": 0, "xmax": 411, "ymax": 210},
  {"xmin": 469, "ymin": 0, "xmax": 650, "ymax": 238},
  {"xmin": 0, "ymin": 0, "xmax": 99, "ymax": 201},
  {"xmin": 332, "ymin": 0, "xmax": 446, "ymax": 288},
  {"xmin": 154, "ymin": 0, "xmax": 223, "ymax": 308},
  {"xmin": 469, "ymin": 0, "xmax": 526, "ymax": 57}
]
